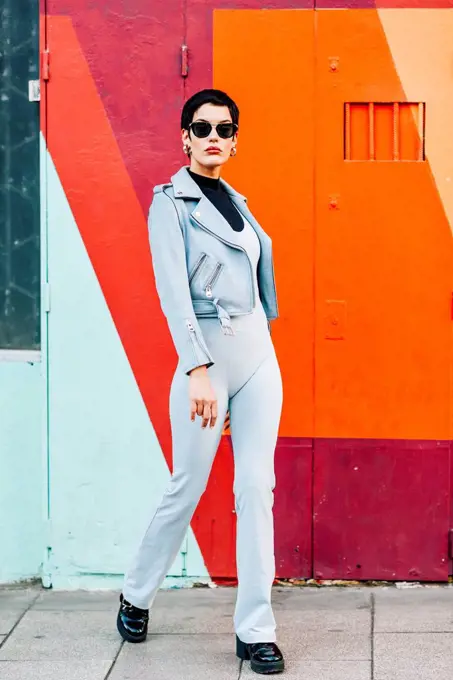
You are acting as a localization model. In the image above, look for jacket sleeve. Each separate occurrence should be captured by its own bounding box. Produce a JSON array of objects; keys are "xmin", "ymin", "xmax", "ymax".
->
[{"xmin": 148, "ymin": 189, "xmax": 215, "ymax": 376}]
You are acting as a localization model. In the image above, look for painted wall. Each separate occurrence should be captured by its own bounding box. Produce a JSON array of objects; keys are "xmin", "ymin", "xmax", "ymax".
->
[
  {"xmin": 0, "ymin": 361, "xmax": 43, "ymax": 584},
  {"xmin": 36, "ymin": 1, "xmax": 453, "ymax": 588}
]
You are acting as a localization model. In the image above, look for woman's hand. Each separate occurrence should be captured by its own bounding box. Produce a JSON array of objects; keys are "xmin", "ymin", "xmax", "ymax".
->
[{"xmin": 188, "ymin": 365, "xmax": 218, "ymax": 429}]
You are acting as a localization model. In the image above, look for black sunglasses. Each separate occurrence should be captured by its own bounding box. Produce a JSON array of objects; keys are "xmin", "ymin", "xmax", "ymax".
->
[{"xmin": 188, "ymin": 121, "xmax": 238, "ymax": 139}]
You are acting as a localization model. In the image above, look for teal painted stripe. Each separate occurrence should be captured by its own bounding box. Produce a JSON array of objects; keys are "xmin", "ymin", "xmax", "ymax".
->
[{"xmin": 0, "ymin": 361, "xmax": 42, "ymax": 583}]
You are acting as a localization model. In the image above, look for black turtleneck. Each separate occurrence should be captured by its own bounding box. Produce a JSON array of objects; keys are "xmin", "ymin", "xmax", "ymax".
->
[{"xmin": 188, "ymin": 169, "xmax": 244, "ymax": 232}]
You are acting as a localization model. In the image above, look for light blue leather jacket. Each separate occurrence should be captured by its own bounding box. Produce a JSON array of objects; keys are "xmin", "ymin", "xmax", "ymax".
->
[{"xmin": 148, "ymin": 165, "xmax": 279, "ymax": 375}]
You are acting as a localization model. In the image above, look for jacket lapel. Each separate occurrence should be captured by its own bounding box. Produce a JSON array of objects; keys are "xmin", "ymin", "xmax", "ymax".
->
[
  {"xmin": 188, "ymin": 195, "xmax": 246, "ymax": 250},
  {"xmin": 171, "ymin": 165, "xmax": 268, "ymax": 252},
  {"xmin": 170, "ymin": 165, "xmax": 276, "ymax": 314}
]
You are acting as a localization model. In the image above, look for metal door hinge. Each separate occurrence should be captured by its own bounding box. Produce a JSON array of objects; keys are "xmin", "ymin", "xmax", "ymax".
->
[
  {"xmin": 41, "ymin": 49, "xmax": 50, "ymax": 81},
  {"xmin": 181, "ymin": 44, "xmax": 188, "ymax": 77}
]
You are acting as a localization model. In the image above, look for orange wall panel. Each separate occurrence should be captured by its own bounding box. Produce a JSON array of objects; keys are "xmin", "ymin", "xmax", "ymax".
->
[{"xmin": 315, "ymin": 10, "xmax": 452, "ymax": 440}]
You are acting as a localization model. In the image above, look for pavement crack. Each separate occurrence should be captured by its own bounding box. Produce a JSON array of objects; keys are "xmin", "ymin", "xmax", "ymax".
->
[
  {"xmin": 0, "ymin": 589, "xmax": 41, "ymax": 651},
  {"xmin": 104, "ymin": 639, "xmax": 125, "ymax": 680}
]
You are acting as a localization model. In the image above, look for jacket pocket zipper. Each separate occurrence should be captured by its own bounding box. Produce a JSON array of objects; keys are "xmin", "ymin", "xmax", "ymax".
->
[
  {"xmin": 204, "ymin": 263, "xmax": 224, "ymax": 298},
  {"xmin": 188, "ymin": 252, "xmax": 208, "ymax": 285},
  {"xmin": 190, "ymin": 213, "xmax": 254, "ymax": 310}
]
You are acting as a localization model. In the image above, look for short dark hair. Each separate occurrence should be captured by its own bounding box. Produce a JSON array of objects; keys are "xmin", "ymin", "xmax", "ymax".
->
[{"xmin": 181, "ymin": 89, "xmax": 239, "ymax": 131}]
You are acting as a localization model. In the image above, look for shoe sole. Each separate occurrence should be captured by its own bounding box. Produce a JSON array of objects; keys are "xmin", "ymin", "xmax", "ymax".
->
[
  {"xmin": 250, "ymin": 660, "xmax": 285, "ymax": 674},
  {"xmin": 116, "ymin": 613, "xmax": 147, "ymax": 643}
]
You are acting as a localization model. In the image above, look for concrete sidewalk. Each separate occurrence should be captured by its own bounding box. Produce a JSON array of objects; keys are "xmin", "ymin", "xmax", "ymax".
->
[{"xmin": 1, "ymin": 583, "xmax": 453, "ymax": 679}]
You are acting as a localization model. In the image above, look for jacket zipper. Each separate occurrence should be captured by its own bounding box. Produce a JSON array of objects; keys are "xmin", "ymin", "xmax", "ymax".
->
[
  {"xmin": 204, "ymin": 263, "xmax": 224, "ymax": 298},
  {"xmin": 185, "ymin": 319, "xmax": 210, "ymax": 364},
  {"xmin": 191, "ymin": 215, "xmax": 255, "ymax": 310},
  {"xmin": 188, "ymin": 252, "xmax": 207, "ymax": 285}
]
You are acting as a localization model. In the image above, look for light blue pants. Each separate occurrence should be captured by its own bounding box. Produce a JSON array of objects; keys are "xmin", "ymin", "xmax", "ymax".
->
[{"xmin": 122, "ymin": 300, "xmax": 283, "ymax": 643}]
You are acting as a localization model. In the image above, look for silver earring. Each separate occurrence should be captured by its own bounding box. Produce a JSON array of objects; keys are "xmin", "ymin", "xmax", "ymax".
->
[
  {"xmin": 183, "ymin": 143, "xmax": 191, "ymax": 155},
  {"xmin": 230, "ymin": 146, "xmax": 237, "ymax": 157}
]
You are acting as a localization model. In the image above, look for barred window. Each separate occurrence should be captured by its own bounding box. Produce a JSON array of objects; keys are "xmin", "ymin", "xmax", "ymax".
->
[{"xmin": 344, "ymin": 102, "xmax": 426, "ymax": 162}]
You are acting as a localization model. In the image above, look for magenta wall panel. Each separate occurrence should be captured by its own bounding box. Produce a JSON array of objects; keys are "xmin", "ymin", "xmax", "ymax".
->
[
  {"xmin": 274, "ymin": 438, "xmax": 313, "ymax": 578},
  {"xmin": 314, "ymin": 439, "xmax": 450, "ymax": 581}
]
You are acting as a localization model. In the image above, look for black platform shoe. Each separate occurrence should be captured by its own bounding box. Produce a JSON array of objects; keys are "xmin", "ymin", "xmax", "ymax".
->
[
  {"xmin": 236, "ymin": 635, "xmax": 285, "ymax": 674},
  {"xmin": 116, "ymin": 593, "xmax": 149, "ymax": 643}
]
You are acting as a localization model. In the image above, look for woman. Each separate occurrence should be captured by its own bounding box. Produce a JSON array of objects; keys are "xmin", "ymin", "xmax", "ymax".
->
[{"xmin": 117, "ymin": 89, "xmax": 285, "ymax": 675}]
